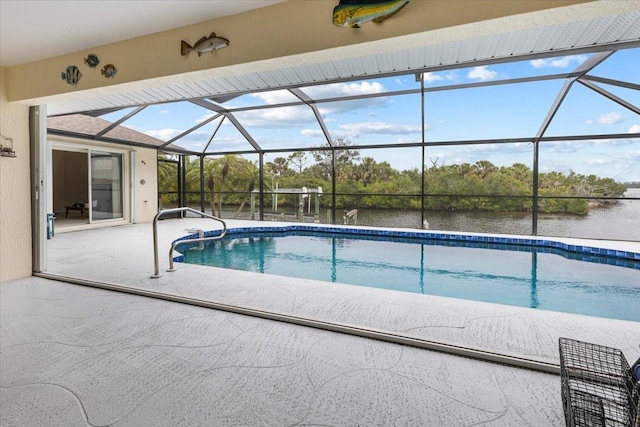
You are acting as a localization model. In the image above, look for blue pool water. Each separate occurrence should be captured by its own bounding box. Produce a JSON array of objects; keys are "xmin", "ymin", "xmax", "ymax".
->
[{"xmin": 178, "ymin": 230, "xmax": 640, "ymax": 321}]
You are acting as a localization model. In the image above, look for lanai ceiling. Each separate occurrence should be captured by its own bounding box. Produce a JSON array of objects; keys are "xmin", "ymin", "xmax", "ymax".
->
[
  {"xmin": 0, "ymin": 1, "xmax": 285, "ymax": 67},
  {"xmin": 19, "ymin": 0, "xmax": 639, "ymax": 155},
  {"xmin": 44, "ymin": 4, "xmax": 640, "ymax": 117}
]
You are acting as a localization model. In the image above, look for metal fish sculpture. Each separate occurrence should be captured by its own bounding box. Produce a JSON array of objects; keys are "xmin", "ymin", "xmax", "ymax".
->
[
  {"xmin": 181, "ymin": 32, "xmax": 230, "ymax": 57},
  {"xmin": 333, "ymin": 0, "xmax": 409, "ymax": 28},
  {"xmin": 61, "ymin": 66, "xmax": 82, "ymax": 86},
  {"xmin": 84, "ymin": 53, "xmax": 100, "ymax": 68},
  {"xmin": 101, "ymin": 64, "xmax": 117, "ymax": 78}
]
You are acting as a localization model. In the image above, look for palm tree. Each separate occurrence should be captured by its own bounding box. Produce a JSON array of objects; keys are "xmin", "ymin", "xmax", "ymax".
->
[
  {"xmin": 234, "ymin": 180, "xmax": 256, "ymax": 217},
  {"xmin": 157, "ymin": 155, "xmax": 178, "ymax": 209},
  {"xmin": 219, "ymin": 162, "xmax": 229, "ymax": 217},
  {"xmin": 198, "ymin": 158, "xmax": 223, "ymax": 216},
  {"xmin": 187, "ymin": 155, "xmax": 259, "ymax": 217}
]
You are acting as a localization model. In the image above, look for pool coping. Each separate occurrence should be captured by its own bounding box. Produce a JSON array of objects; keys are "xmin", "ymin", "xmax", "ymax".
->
[{"xmin": 172, "ymin": 224, "xmax": 640, "ymax": 266}]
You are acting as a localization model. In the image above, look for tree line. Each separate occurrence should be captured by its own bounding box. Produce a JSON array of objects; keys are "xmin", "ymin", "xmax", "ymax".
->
[{"xmin": 158, "ymin": 139, "xmax": 626, "ymax": 216}]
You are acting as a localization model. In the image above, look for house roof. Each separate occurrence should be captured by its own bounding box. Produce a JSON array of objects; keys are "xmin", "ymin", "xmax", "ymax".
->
[{"xmin": 48, "ymin": 114, "xmax": 181, "ymax": 151}]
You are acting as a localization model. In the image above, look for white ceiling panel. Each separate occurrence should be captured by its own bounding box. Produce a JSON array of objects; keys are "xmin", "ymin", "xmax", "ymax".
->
[
  {"xmin": 608, "ymin": 12, "xmax": 640, "ymax": 41},
  {"xmin": 0, "ymin": 0, "xmax": 285, "ymax": 67}
]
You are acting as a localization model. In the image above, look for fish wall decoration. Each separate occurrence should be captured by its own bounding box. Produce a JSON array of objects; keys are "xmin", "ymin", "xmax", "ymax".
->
[
  {"xmin": 101, "ymin": 64, "xmax": 117, "ymax": 78},
  {"xmin": 61, "ymin": 66, "xmax": 82, "ymax": 86},
  {"xmin": 333, "ymin": 0, "xmax": 409, "ymax": 28},
  {"xmin": 181, "ymin": 32, "xmax": 230, "ymax": 57},
  {"xmin": 84, "ymin": 54, "xmax": 100, "ymax": 68}
]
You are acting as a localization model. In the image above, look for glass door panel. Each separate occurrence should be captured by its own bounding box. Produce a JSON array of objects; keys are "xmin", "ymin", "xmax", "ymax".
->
[{"xmin": 90, "ymin": 151, "xmax": 123, "ymax": 221}]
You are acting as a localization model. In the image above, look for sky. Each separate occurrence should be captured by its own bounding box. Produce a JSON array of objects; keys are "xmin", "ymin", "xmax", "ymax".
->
[{"xmin": 105, "ymin": 48, "xmax": 640, "ymax": 183}]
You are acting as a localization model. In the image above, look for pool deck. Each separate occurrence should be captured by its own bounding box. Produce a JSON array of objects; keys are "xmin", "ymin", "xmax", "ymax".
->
[{"xmin": 2, "ymin": 219, "xmax": 639, "ymax": 425}]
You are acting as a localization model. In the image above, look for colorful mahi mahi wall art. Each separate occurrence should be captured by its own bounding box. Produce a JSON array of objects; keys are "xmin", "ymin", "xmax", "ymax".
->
[{"xmin": 332, "ymin": 0, "xmax": 410, "ymax": 28}]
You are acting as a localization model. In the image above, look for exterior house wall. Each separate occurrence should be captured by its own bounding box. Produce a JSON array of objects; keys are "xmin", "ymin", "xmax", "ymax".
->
[
  {"xmin": 133, "ymin": 148, "xmax": 159, "ymax": 224},
  {"xmin": 49, "ymin": 135, "xmax": 158, "ymax": 230},
  {"xmin": 0, "ymin": 67, "xmax": 32, "ymax": 281}
]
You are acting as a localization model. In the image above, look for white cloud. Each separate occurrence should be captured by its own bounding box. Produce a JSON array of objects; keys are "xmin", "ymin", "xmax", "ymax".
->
[
  {"xmin": 238, "ymin": 82, "xmax": 390, "ymax": 118},
  {"xmin": 300, "ymin": 129, "xmax": 324, "ymax": 138},
  {"xmin": 250, "ymin": 90, "xmax": 298, "ymax": 105},
  {"xmin": 629, "ymin": 124, "xmax": 640, "ymax": 133},
  {"xmin": 332, "ymin": 121, "xmax": 422, "ymax": 140},
  {"xmin": 586, "ymin": 158, "xmax": 612, "ymax": 165},
  {"xmin": 586, "ymin": 112, "xmax": 624, "ymax": 125},
  {"xmin": 225, "ymin": 106, "xmax": 317, "ymax": 128},
  {"xmin": 259, "ymin": 106, "xmax": 315, "ymax": 123},
  {"xmin": 144, "ymin": 128, "xmax": 183, "ymax": 140},
  {"xmin": 224, "ymin": 82, "xmax": 387, "ymax": 114},
  {"xmin": 317, "ymin": 98, "xmax": 388, "ymax": 116},
  {"xmin": 422, "ymin": 72, "xmax": 443, "ymax": 83},
  {"xmin": 529, "ymin": 59, "xmax": 545, "ymax": 68},
  {"xmin": 445, "ymin": 72, "xmax": 459, "ymax": 81},
  {"xmin": 544, "ymin": 141, "xmax": 584, "ymax": 153},
  {"xmin": 467, "ymin": 66, "xmax": 497, "ymax": 81},
  {"xmin": 303, "ymin": 81, "xmax": 386, "ymax": 99},
  {"xmin": 348, "ymin": 122, "xmax": 421, "ymax": 135},
  {"xmin": 529, "ymin": 55, "xmax": 588, "ymax": 69}
]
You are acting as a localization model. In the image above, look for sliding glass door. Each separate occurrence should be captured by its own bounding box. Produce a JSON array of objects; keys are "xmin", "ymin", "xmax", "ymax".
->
[{"xmin": 90, "ymin": 151, "xmax": 123, "ymax": 221}]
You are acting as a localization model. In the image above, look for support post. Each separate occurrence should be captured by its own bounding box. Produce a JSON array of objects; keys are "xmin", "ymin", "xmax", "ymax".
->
[
  {"xmin": 30, "ymin": 105, "xmax": 47, "ymax": 273},
  {"xmin": 259, "ymin": 153, "xmax": 264, "ymax": 221},
  {"xmin": 331, "ymin": 150, "xmax": 336, "ymax": 224},
  {"xmin": 199, "ymin": 155, "xmax": 205, "ymax": 213}
]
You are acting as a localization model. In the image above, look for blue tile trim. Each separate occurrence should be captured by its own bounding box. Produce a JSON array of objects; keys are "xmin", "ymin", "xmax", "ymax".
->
[{"xmin": 171, "ymin": 225, "xmax": 640, "ymax": 267}]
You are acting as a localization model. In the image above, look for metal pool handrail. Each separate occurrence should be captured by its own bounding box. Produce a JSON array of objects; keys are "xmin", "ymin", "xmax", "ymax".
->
[{"xmin": 151, "ymin": 207, "xmax": 227, "ymax": 278}]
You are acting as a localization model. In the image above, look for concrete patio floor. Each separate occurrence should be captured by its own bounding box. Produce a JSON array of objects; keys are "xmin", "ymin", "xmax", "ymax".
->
[
  {"xmin": 1, "ymin": 218, "xmax": 638, "ymax": 425},
  {"xmin": 1, "ymin": 276, "xmax": 563, "ymax": 426}
]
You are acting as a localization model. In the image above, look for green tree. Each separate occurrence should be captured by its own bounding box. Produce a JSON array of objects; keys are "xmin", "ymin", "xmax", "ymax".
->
[
  {"xmin": 157, "ymin": 154, "xmax": 178, "ymax": 208},
  {"xmin": 287, "ymin": 152, "xmax": 308, "ymax": 174},
  {"xmin": 266, "ymin": 157, "xmax": 289, "ymax": 176},
  {"xmin": 183, "ymin": 155, "xmax": 258, "ymax": 217},
  {"xmin": 177, "ymin": 154, "xmax": 625, "ymax": 216},
  {"xmin": 312, "ymin": 138, "xmax": 360, "ymax": 180}
]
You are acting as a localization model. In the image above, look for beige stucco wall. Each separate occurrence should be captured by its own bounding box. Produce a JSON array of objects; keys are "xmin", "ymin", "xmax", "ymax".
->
[
  {"xmin": 0, "ymin": 67, "xmax": 32, "ymax": 282},
  {"xmin": 5, "ymin": 0, "xmax": 594, "ymax": 105},
  {"xmin": 133, "ymin": 148, "xmax": 158, "ymax": 224}
]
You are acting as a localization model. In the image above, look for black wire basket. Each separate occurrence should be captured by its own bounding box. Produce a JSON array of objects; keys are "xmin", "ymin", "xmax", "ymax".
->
[{"xmin": 559, "ymin": 338, "xmax": 640, "ymax": 427}]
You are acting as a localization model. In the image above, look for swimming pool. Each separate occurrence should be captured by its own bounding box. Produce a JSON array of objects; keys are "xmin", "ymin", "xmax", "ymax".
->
[{"xmin": 175, "ymin": 227, "xmax": 640, "ymax": 322}]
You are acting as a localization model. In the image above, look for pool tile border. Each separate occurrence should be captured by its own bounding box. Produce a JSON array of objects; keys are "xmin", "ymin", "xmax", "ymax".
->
[{"xmin": 172, "ymin": 224, "xmax": 640, "ymax": 267}]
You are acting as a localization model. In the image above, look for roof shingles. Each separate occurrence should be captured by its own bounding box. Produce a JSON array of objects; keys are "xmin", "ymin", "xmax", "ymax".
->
[{"xmin": 48, "ymin": 114, "xmax": 170, "ymax": 148}]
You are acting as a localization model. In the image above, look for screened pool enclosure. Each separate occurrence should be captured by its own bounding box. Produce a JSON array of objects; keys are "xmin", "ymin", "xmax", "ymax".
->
[{"xmin": 47, "ymin": 46, "xmax": 640, "ymax": 241}]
